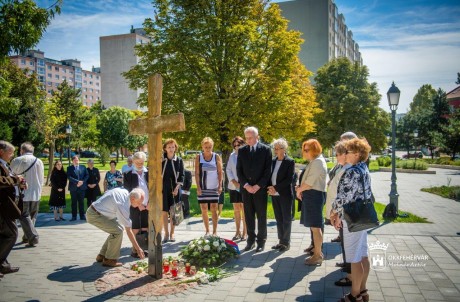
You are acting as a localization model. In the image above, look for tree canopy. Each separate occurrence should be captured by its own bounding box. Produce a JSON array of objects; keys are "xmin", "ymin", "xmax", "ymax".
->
[
  {"xmin": 312, "ymin": 57, "xmax": 390, "ymax": 150},
  {"xmin": 124, "ymin": 0, "xmax": 318, "ymax": 154}
]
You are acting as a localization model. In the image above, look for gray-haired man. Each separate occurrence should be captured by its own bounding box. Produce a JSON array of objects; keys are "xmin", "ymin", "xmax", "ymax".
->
[{"xmin": 86, "ymin": 187, "xmax": 146, "ymax": 267}]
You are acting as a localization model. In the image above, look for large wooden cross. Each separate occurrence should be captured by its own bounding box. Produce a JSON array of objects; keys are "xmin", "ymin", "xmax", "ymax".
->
[{"xmin": 129, "ymin": 74, "xmax": 185, "ymax": 279}]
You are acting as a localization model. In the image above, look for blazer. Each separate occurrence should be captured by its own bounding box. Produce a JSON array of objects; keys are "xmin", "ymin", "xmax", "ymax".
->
[
  {"xmin": 67, "ymin": 165, "xmax": 89, "ymax": 192},
  {"xmin": 0, "ymin": 162, "xmax": 22, "ymax": 220},
  {"xmin": 236, "ymin": 142, "xmax": 272, "ymax": 188},
  {"xmin": 123, "ymin": 169, "xmax": 149, "ymax": 192},
  {"xmin": 269, "ymin": 155, "xmax": 295, "ymax": 198},
  {"xmin": 161, "ymin": 154, "xmax": 185, "ymax": 186}
]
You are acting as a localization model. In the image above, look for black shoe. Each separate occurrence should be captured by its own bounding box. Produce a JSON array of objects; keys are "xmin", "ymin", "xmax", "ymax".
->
[
  {"xmin": 271, "ymin": 244, "xmax": 281, "ymax": 250},
  {"xmin": 335, "ymin": 262, "xmax": 346, "ymax": 268},
  {"xmin": 243, "ymin": 243, "xmax": 255, "ymax": 252},
  {"xmin": 255, "ymin": 244, "xmax": 265, "ymax": 253},
  {"xmin": 334, "ymin": 277, "xmax": 352, "ymax": 287},
  {"xmin": 278, "ymin": 245, "xmax": 290, "ymax": 252},
  {"xmin": 80, "ymin": 216, "xmax": 86, "ymax": 221},
  {"xmin": 70, "ymin": 217, "xmax": 77, "ymax": 221}
]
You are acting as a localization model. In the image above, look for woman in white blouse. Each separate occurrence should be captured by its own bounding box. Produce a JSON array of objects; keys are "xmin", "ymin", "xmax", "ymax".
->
[{"xmin": 226, "ymin": 136, "xmax": 247, "ymax": 241}]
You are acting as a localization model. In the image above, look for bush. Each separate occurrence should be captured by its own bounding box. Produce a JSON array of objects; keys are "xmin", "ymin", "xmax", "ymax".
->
[
  {"xmin": 449, "ymin": 188, "xmax": 460, "ymax": 201},
  {"xmin": 96, "ymin": 146, "xmax": 110, "ymax": 166},
  {"xmin": 423, "ymin": 157, "xmax": 460, "ymax": 166},
  {"xmin": 396, "ymin": 160, "xmax": 428, "ymax": 170},
  {"xmin": 293, "ymin": 157, "xmax": 307, "ymax": 164},
  {"xmin": 377, "ymin": 156, "xmax": 392, "ymax": 167}
]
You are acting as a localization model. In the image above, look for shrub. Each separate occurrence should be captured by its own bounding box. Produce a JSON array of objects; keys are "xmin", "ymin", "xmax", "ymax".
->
[
  {"xmin": 449, "ymin": 188, "xmax": 460, "ymax": 201},
  {"xmin": 377, "ymin": 156, "xmax": 392, "ymax": 167},
  {"xmin": 396, "ymin": 160, "xmax": 428, "ymax": 170},
  {"xmin": 96, "ymin": 146, "xmax": 110, "ymax": 166}
]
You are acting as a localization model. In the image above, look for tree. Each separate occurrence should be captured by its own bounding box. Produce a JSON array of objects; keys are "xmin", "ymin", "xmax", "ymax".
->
[
  {"xmin": 123, "ymin": 0, "xmax": 318, "ymax": 157},
  {"xmin": 125, "ymin": 110, "xmax": 147, "ymax": 152},
  {"xmin": 313, "ymin": 57, "xmax": 390, "ymax": 151},
  {"xmin": 456, "ymin": 72, "xmax": 460, "ymax": 85},
  {"xmin": 0, "ymin": 0, "xmax": 61, "ymax": 58},
  {"xmin": 441, "ymin": 109, "xmax": 460, "ymax": 159},
  {"xmin": 96, "ymin": 106, "xmax": 134, "ymax": 161}
]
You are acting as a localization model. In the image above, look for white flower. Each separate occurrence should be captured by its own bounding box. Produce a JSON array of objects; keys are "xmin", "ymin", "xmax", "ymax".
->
[
  {"xmin": 198, "ymin": 240, "xmax": 203, "ymax": 245},
  {"xmin": 205, "ymin": 239, "xmax": 210, "ymax": 244},
  {"xmin": 213, "ymin": 241, "xmax": 219, "ymax": 247},
  {"xmin": 203, "ymin": 245, "xmax": 210, "ymax": 251},
  {"xmin": 200, "ymin": 276, "xmax": 209, "ymax": 284},
  {"xmin": 221, "ymin": 243, "xmax": 227, "ymax": 248},
  {"xmin": 197, "ymin": 246, "xmax": 202, "ymax": 251},
  {"xmin": 190, "ymin": 244, "xmax": 195, "ymax": 249}
]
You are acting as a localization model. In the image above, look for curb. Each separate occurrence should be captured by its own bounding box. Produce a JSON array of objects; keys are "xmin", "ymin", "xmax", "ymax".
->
[
  {"xmin": 428, "ymin": 164, "xmax": 460, "ymax": 170},
  {"xmin": 378, "ymin": 168, "xmax": 436, "ymax": 174}
]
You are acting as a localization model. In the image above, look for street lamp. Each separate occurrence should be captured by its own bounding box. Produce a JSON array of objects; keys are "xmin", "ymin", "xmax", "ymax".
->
[
  {"xmin": 387, "ymin": 82, "xmax": 400, "ymax": 213},
  {"xmin": 66, "ymin": 124, "xmax": 72, "ymax": 166},
  {"xmin": 413, "ymin": 130, "xmax": 418, "ymax": 163}
]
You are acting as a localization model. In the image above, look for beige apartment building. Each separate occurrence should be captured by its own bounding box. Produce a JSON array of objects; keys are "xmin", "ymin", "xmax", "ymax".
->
[
  {"xmin": 278, "ymin": 0, "xmax": 363, "ymax": 75},
  {"xmin": 100, "ymin": 28, "xmax": 150, "ymax": 110},
  {"xmin": 9, "ymin": 50, "xmax": 101, "ymax": 107}
]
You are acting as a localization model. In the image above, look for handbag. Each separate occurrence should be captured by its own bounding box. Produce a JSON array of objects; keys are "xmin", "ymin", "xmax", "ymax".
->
[
  {"xmin": 135, "ymin": 214, "xmax": 148, "ymax": 250},
  {"xmin": 169, "ymin": 180, "xmax": 184, "ymax": 226},
  {"xmin": 342, "ymin": 170, "xmax": 379, "ymax": 232}
]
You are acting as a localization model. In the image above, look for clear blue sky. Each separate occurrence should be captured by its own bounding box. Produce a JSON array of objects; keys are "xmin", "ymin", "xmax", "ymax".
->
[{"xmin": 35, "ymin": 0, "xmax": 460, "ymax": 113}]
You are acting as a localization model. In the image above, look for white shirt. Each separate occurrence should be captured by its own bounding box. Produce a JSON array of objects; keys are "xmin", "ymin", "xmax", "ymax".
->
[
  {"xmin": 92, "ymin": 188, "xmax": 132, "ymax": 228},
  {"xmin": 121, "ymin": 164, "xmax": 133, "ymax": 175},
  {"xmin": 11, "ymin": 153, "xmax": 44, "ymax": 201},
  {"xmin": 271, "ymin": 160, "xmax": 282, "ymax": 196},
  {"xmin": 226, "ymin": 152, "xmax": 239, "ymax": 190},
  {"xmin": 135, "ymin": 167, "xmax": 149, "ymax": 206}
]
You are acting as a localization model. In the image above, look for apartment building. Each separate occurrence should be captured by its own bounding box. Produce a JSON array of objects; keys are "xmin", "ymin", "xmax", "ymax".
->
[
  {"xmin": 9, "ymin": 50, "xmax": 101, "ymax": 107},
  {"xmin": 100, "ymin": 28, "xmax": 150, "ymax": 110},
  {"xmin": 278, "ymin": 0, "xmax": 363, "ymax": 75}
]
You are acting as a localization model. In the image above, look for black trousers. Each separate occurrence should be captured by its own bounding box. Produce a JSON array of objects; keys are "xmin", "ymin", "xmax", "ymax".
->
[
  {"xmin": 340, "ymin": 227, "xmax": 352, "ymax": 273},
  {"xmin": 0, "ymin": 214, "xmax": 18, "ymax": 271},
  {"xmin": 70, "ymin": 190, "xmax": 86, "ymax": 218},
  {"xmin": 242, "ymin": 188, "xmax": 267, "ymax": 245},
  {"xmin": 272, "ymin": 195, "xmax": 293, "ymax": 246},
  {"xmin": 180, "ymin": 194, "xmax": 190, "ymax": 216}
]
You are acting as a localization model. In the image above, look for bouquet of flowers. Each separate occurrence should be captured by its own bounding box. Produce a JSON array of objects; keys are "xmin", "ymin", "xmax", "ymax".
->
[{"xmin": 180, "ymin": 235, "xmax": 238, "ymax": 267}]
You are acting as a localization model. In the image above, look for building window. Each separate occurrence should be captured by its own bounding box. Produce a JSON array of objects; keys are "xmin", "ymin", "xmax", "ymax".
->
[
  {"xmin": 84, "ymin": 73, "xmax": 87, "ymax": 77},
  {"xmin": 96, "ymin": 90, "xmax": 99, "ymax": 94},
  {"xmin": 55, "ymin": 75, "xmax": 59, "ymax": 79},
  {"xmin": 21, "ymin": 59, "xmax": 26, "ymax": 65},
  {"xmin": 96, "ymin": 76, "xmax": 99, "ymax": 80},
  {"xmin": 90, "ymin": 96, "xmax": 93, "ymax": 100},
  {"xmin": 83, "ymin": 80, "xmax": 87, "ymax": 84},
  {"xmin": 83, "ymin": 88, "xmax": 87, "ymax": 92},
  {"xmin": 47, "ymin": 81, "xmax": 52, "ymax": 86},
  {"xmin": 54, "ymin": 83, "xmax": 59, "ymax": 87},
  {"xmin": 90, "ymin": 74, "xmax": 93, "ymax": 78},
  {"xmin": 47, "ymin": 65, "xmax": 52, "ymax": 70},
  {"xmin": 90, "ymin": 88, "xmax": 93, "ymax": 92},
  {"xmin": 89, "ymin": 81, "xmax": 93, "ymax": 85},
  {"xmin": 29, "ymin": 61, "xmax": 34, "ymax": 66},
  {"xmin": 63, "ymin": 69, "xmax": 67, "ymax": 73},
  {"xmin": 96, "ymin": 82, "xmax": 100, "ymax": 87},
  {"xmin": 97, "ymin": 96, "xmax": 100, "ymax": 100},
  {"xmin": 47, "ymin": 73, "xmax": 52, "ymax": 78},
  {"xmin": 63, "ymin": 76, "xmax": 66, "ymax": 81}
]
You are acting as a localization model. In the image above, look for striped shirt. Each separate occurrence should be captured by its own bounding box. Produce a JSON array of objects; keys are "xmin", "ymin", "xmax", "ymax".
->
[{"xmin": 198, "ymin": 152, "xmax": 219, "ymax": 201}]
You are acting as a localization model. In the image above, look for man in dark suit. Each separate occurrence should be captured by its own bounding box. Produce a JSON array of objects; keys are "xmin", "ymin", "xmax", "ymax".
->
[
  {"xmin": 268, "ymin": 138, "xmax": 295, "ymax": 252},
  {"xmin": 236, "ymin": 126, "xmax": 272, "ymax": 252},
  {"xmin": 67, "ymin": 155, "xmax": 89, "ymax": 221},
  {"xmin": 0, "ymin": 140, "xmax": 25, "ymax": 277}
]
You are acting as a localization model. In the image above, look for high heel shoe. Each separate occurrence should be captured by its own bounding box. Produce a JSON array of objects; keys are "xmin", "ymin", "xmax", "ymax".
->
[{"xmin": 232, "ymin": 234, "xmax": 241, "ymax": 241}]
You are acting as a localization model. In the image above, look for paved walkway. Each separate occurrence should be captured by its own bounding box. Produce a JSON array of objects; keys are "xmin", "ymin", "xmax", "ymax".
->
[{"xmin": 1, "ymin": 169, "xmax": 459, "ymax": 301}]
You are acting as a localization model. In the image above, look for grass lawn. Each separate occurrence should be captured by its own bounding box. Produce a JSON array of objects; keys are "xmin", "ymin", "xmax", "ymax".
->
[
  {"xmin": 39, "ymin": 185, "xmax": 429, "ymax": 223},
  {"xmin": 326, "ymin": 160, "xmax": 380, "ymax": 172},
  {"xmin": 421, "ymin": 186, "xmax": 460, "ymax": 201}
]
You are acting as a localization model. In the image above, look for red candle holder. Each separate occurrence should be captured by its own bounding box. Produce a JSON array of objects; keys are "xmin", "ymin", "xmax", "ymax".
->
[
  {"xmin": 171, "ymin": 265, "xmax": 178, "ymax": 277},
  {"xmin": 163, "ymin": 261, "xmax": 170, "ymax": 273},
  {"xmin": 185, "ymin": 263, "xmax": 191, "ymax": 274}
]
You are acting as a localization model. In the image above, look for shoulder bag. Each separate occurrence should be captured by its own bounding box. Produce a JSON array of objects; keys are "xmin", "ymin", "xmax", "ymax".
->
[
  {"xmin": 342, "ymin": 170, "xmax": 379, "ymax": 232},
  {"xmin": 169, "ymin": 179, "xmax": 184, "ymax": 226}
]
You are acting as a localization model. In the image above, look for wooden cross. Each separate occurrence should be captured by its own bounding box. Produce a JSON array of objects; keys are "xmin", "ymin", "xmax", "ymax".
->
[{"xmin": 129, "ymin": 74, "xmax": 185, "ymax": 279}]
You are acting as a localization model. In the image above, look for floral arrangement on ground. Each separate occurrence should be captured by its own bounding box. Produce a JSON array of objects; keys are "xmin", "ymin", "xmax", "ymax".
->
[{"xmin": 179, "ymin": 235, "xmax": 238, "ymax": 267}]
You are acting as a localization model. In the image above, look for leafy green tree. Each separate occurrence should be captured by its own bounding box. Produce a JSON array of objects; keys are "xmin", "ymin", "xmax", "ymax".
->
[
  {"xmin": 456, "ymin": 72, "xmax": 460, "ymax": 85},
  {"xmin": 409, "ymin": 84, "xmax": 436, "ymax": 114},
  {"xmin": 0, "ymin": 0, "xmax": 61, "ymax": 58},
  {"xmin": 313, "ymin": 57, "xmax": 390, "ymax": 150},
  {"xmin": 125, "ymin": 110, "xmax": 147, "ymax": 152},
  {"xmin": 96, "ymin": 106, "xmax": 134, "ymax": 161},
  {"xmin": 123, "ymin": 0, "xmax": 318, "ymax": 158},
  {"xmin": 441, "ymin": 109, "xmax": 460, "ymax": 159}
]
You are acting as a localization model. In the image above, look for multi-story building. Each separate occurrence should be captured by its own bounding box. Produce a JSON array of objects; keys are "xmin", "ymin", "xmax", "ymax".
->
[
  {"xmin": 278, "ymin": 0, "xmax": 363, "ymax": 75},
  {"xmin": 100, "ymin": 27, "xmax": 150, "ymax": 110},
  {"xmin": 9, "ymin": 50, "xmax": 101, "ymax": 107}
]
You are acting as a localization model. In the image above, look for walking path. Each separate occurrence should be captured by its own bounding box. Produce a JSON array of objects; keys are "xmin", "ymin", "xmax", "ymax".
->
[{"xmin": 1, "ymin": 168, "xmax": 459, "ymax": 301}]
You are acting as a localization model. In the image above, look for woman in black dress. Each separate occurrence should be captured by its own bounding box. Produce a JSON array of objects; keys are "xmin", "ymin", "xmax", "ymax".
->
[
  {"xmin": 49, "ymin": 160, "xmax": 68, "ymax": 221},
  {"xmin": 86, "ymin": 159, "xmax": 101, "ymax": 208},
  {"xmin": 162, "ymin": 138, "xmax": 184, "ymax": 243}
]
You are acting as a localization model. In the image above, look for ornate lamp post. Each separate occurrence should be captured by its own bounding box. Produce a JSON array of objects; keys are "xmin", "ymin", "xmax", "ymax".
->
[
  {"xmin": 413, "ymin": 130, "xmax": 418, "ymax": 163},
  {"xmin": 66, "ymin": 124, "xmax": 72, "ymax": 166},
  {"xmin": 387, "ymin": 82, "xmax": 400, "ymax": 212}
]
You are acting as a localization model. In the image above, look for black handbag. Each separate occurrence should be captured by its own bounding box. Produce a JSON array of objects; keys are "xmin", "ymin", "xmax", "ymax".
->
[{"xmin": 342, "ymin": 170, "xmax": 379, "ymax": 232}]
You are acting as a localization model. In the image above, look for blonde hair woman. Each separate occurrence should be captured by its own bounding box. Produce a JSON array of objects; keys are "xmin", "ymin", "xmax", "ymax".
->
[{"xmin": 195, "ymin": 137, "xmax": 223, "ymax": 236}]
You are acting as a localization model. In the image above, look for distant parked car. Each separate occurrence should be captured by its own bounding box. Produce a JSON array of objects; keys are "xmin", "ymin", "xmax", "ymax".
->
[
  {"xmin": 80, "ymin": 150, "xmax": 99, "ymax": 158},
  {"xmin": 402, "ymin": 152, "xmax": 423, "ymax": 159}
]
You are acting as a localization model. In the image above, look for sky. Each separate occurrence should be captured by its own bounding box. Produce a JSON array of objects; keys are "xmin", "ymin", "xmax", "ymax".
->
[{"xmin": 35, "ymin": 0, "xmax": 460, "ymax": 113}]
